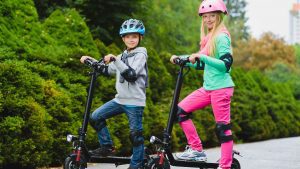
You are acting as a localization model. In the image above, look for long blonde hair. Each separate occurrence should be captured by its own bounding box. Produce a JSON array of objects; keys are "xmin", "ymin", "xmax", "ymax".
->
[{"xmin": 200, "ymin": 13, "xmax": 225, "ymax": 56}]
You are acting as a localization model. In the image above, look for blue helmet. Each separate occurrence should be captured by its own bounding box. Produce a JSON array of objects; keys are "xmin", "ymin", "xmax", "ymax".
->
[{"xmin": 119, "ymin": 19, "xmax": 145, "ymax": 37}]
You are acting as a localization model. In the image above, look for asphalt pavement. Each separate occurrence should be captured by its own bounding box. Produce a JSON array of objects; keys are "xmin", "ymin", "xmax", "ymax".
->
[{"xmin": 84, "ymin": 136, "xmax": 300, "ymax": 169}]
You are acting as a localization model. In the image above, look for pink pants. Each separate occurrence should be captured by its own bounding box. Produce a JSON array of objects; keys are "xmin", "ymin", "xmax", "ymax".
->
[{"xmin": 178, "ymin": 87, "xmax": 234, "ymax": 169}]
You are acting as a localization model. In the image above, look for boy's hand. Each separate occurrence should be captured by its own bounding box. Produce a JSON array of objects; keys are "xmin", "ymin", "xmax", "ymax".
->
[
  {"xmin": 189, "ymin": 53, "xmax": 201, "ymax": 64},
  {"xmin": 80, "ymin": 56, "xmax": 96, "ymax": 64},
  {"xmin": 104, "ymin": 54, "xmax": 116, "ymax": 64},
  {"xmin": 170, "ymin": 55, "xmax": 179, "ymax": 64}
]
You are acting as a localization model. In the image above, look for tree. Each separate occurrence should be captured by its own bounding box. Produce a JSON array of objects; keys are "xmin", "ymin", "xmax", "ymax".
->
[
  {"xmin": 33, "ymin": 0, "xmax": 144, "ymax": 44},
  {"xmin": 224, "ymin": 0, "xmax": 250, "ymax": 45},
  {"xmin": 135, "ymin": 0, "xmax": 201, "ymax": 54},
  {"xmin": 33, "ymin": 0, "xmax": 68, "ymax": 18},
  {"xmin": 295, "ymin": 44, "xmax": 300, "ymax": 66},
  {"xmin": 0, "ymin": 0, "xmax": 98, "ymax": 167},
  {"xmin": 1, "ymin": 1, "xmax": 300, "ymax": 168},
  {"xmin": 265, "ymin": 63, "xmax": 300, "ymax": 99},
  {"xmin": 233, "ymin": 32, "xmax": 296, "ymax": 71}
]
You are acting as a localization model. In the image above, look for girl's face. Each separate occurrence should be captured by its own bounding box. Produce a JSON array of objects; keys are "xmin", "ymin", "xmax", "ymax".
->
[
  {"xmin": 122, "ymin": 33, "xmax": 141, "ymax": 49},
  {"xmin": 202, "ymin": 12, "xmax": 219, "ymax": 30}
]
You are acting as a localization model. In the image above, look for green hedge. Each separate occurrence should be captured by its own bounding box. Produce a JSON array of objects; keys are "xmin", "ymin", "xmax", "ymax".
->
[{"xmin": 0, "ymin": 0, "xmax": 300, "ymax": 168}]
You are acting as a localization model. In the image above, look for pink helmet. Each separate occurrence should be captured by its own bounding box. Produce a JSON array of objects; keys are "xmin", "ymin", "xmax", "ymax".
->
[{"xmin": 198, "ymin": 0, "xmax": 228, "ymax": 16}]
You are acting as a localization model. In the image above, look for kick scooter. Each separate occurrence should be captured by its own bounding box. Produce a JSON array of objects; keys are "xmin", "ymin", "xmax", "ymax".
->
[
  {"xmin": 63, "ymin": 58, "xmax": 153, "ymax": 169},
  {"xmin": 147, "ymin": 57, "xmax": 241, "ymax": 169}
]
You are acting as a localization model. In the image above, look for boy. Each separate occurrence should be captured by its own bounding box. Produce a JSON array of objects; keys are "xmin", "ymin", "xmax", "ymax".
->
[{"xmin": 80, "ymin": 18, "xmax": 148, "ymax": 169}]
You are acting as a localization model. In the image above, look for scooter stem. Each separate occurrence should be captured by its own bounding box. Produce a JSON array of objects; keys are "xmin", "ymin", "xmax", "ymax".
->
[
  {"xmin": 80, "ymin": 70, "xmax": 98, "ymax": 140},
  {"xmin": 164, "ymin": 65, "xmax": 185, "ymax": 142}
]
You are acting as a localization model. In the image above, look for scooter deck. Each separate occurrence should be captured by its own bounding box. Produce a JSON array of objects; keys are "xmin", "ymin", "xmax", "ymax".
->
[
  {"xmin": 169, "ymin": 158, "xmax": 219, "ymax": 169},
  {"xmin": 89, "ymin": 155, "xmax": 147, "ymax": 164},
  {"xmin": 170, "ymin": 159, "xmax": 219, "ymax": 168},
  {"xmin": 89, "ymin": 156, "xmax": 219, "ymax": 168}
]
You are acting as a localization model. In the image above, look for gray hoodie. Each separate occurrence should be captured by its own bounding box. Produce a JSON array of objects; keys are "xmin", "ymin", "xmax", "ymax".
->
[{"xmin": 106, "ymin": 47, "xmax": 148, "ymax": 107}]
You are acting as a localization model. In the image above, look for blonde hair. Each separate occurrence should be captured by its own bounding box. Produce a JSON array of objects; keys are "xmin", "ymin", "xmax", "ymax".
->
[{"xmin": 200, "ymin": 13, "xmax": 225, "ymax": 56}]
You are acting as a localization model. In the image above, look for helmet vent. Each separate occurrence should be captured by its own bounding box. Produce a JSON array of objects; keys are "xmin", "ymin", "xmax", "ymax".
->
[
  {"xmin": 119, "ymin": 19, "xmax": 145, "ymax": 36},
  {"xmin": 199, "ymin": 0, "xmax": 227, "ymax": 15}
]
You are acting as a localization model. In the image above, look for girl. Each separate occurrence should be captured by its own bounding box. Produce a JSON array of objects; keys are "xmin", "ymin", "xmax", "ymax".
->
[
  {"xmin": 170, "ymin": 0, "xmax": 234, "ymax": 169},
  {"xmin": 80, "ymin": 19, "xmax": 148, "ymax": 169}
]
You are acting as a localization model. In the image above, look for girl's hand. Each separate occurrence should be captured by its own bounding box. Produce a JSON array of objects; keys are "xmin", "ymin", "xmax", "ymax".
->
[
  {"xmin": 170, "ymin": 55, "xmax": 179, "ymax": 64},
  {"xmin": 104, "ymin": 54, "xmax": 116, "ymax": 64},
  {"xmin": 80, "ymin": 56, "xmax": 95, "ymax": 64},
  {"xmin": 189, "ymin": 53, "xmax": 201, "ymax": 64}
]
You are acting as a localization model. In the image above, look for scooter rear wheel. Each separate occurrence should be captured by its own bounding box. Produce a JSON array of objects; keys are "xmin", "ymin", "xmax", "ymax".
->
[
  {"xmin": 146, "ymin": 156, "xmax": 170, "ymax": 169},
  {"xmin": 230, "ymin": 158, "xmax": 241, "ymax": 169},
  {"xmin": 64, "ymin": 157, "xmax": 86, "ymax": 169}
]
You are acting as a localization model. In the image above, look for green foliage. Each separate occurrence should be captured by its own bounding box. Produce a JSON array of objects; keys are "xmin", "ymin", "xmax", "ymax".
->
[
  {"xmin": 0, "ymin": 61, "xmax": 53, "ymax": 168},
  {"xmin": 135, "ymin": 0, "xmax": 201, "ymax": 54},
  {"xmin": 231, "ymin": 68, "xmax": 300, "ymax": 141},
  {"xmin": 23, "ymin": 8, "xmax": 100, "ymax": 72},
  {"xmin": 234, "ymin": 33, "xmax": 297, "ymax": 71},
  {"xmin": 1, "ymin": 0, "xmax": 300, "ymax": 168},
  {"xmin": 295, "ymin": 44, "xmax": 300, "ymax": 66},
  {"xmin": 34, "ymin": 0, "xmax": 144, "ymax": 44},
  {"xmin": 147, "ymin": 48, "xmax": 173, "ymax": 103},
  {"xmin": 0, "ymin": 0, "xmax": 39, "ymax": 59},
  {"xmin": 266, "ymin": 63, "xmax": 300, "ymax": 100},
  {"xmin": 224, "ymin": 0, "xmax": 250, "ymax": 44},
  {"xmin": 0, "ymin": 0, "xmax": 96, "ymax": 167}
]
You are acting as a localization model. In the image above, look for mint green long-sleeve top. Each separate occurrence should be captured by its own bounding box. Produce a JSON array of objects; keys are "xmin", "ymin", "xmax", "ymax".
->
[{"xmin": 186, "ymin": 33, "xmax": 235, "ymax": 90}]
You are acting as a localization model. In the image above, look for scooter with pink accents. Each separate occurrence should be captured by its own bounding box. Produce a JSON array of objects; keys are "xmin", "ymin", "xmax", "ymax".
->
[{"xmin": 146, "ymin": 57, "xmax": 242, "ymax": 169}]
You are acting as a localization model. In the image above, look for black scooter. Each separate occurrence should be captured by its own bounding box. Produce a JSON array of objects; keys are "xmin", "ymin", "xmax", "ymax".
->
[
  {"xmin": 146, "ymin": 57, "xmax": 241, "ymax": 169},
  {"xmin": 63, "ymin": 57, "xmax": 241, "ymax": 169},
  {"xmin": 63, "ymin": 58, "xmax": 150, "ymax": 169}
]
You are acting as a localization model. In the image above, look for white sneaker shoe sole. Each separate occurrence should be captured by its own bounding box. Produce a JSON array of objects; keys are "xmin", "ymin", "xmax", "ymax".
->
[{"xmin": 175, "ymin": 153, "xmax": 207, "ymax": 162}]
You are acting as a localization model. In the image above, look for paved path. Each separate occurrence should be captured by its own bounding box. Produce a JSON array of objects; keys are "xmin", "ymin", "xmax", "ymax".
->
[{"xmin": 86, "ymin": 137, "xmax": 300, "ymax": 169}]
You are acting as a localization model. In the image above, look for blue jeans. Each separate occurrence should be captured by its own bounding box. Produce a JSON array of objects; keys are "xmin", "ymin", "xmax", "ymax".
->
[{"xmin": 90, "ymin": 100, "xmax": 144, "ymax": 169}]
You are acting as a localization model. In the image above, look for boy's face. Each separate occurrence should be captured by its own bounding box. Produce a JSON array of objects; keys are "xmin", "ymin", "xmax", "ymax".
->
[{"xmin": 122, "ymin": 33, "xmax": 141, "ymax": 49}]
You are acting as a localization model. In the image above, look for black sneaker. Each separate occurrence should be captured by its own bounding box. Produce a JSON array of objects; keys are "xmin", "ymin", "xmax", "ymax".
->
[{"xmin": 88, "ymin": 145, "xmax": 115, "ymax": 157}]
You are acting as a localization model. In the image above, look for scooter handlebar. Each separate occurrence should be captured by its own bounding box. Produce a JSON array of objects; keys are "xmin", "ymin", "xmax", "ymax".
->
[
  {"xmin": 173, "ymin": 56, "xmax": 200, "ymax": 66},
  {"xmin": 173, "ymin": 57, "xmax": 189, "ymax": 66},
  {"xmin": 84, "ymin": 58, "xmax": 95, "ymax": 66},
  {"xmin": 84, "ymin": 58, "xmax": 106, "ymax": 72}
]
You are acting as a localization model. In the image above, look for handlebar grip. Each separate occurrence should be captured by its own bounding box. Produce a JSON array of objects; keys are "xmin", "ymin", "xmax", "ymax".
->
[
  {"xmin": 110, "ymin": 57, "xmax": 116, "ymax": 62},
  {"xmin": 84, "ymin": 58, "xmax": 94, "ymax": 66},
  {"xmin": 173, "ymin": 58, "xmax": 181, "ymax": 65},
  {"xmin": 195, "ymin": 57, "xmax": 201, "ymax": 65},
  {"xmin": 174, "ymin": 57, "xmax": 190, "ymax": 66}
]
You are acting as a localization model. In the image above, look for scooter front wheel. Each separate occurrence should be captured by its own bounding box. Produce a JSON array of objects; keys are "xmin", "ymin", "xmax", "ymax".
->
[
  {"xmin": 230, "ymin": 158, "xmax": 241, "ymax": 169},
  {"xmin": 64, "ymin": 157, "xmax": 86, "ymax": 169},
  {"xmin": 146, "ymin": 156, "xmax": 170, "ymax": 169}
]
